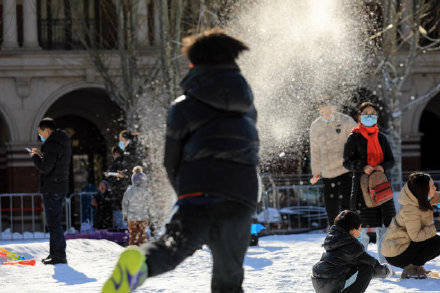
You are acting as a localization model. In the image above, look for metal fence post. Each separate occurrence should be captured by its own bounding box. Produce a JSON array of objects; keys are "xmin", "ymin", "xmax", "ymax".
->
[
  {"xmin": 9, "ymin": 195, "xmax": 13, "ymax": 240},
  {"xmin": 65, "ymin": 196, "xmax": 71, "ymax": 232}
]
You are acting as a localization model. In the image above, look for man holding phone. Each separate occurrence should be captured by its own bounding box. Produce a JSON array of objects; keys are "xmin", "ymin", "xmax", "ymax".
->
[{"xmin": 30, "ymin": 118, "xmax": 71, "ymax": 265}]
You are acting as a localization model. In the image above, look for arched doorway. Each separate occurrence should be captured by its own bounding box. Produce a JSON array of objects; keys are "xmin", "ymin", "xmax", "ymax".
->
[
  {"xmin": 55, "ymin": 115, "xmax": 107, "ymax": 192},
  {"xmin": 420, "ymin": 94, "xmax": 440, "ymax": 171},
  {"xmin": 43, "ymin": 87, "xmax": 125, "ymax": 192}
]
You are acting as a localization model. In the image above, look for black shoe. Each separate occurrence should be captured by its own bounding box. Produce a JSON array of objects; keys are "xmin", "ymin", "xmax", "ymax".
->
[
  {"xmin": 41, "ymin": 255, "xmax": 52, "ymax": 262},
  {"xmin": 42, "ymin": 257, "xmax": 67, "ymax": 265}
]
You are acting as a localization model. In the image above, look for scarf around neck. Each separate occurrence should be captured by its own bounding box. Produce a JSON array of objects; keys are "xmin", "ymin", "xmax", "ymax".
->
[{"xmin": 352, "ymin": 123, "xmax": 384, "ymax": 167}]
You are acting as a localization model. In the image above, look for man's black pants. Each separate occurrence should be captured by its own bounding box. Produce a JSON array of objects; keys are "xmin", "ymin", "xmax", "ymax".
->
[
  {"xmin": 43, "ymin": 193, "xmax": 66, "ymax": 259},
  {"xmin": 386, "ymin": 235, "xmax": 440, "ymax": 268},
  {"xmin": 143, "ymin": 200, "xmax": 253, "ymax": 293},
  {"xmin": 322, "ymin": 172, "xmax": 352, "ymax": 226}
]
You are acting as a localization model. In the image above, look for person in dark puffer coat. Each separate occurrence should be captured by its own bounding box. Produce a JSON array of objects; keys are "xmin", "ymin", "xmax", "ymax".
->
[
  {"xmin": 312, "ymin": 210, "xmax": 391, "ymax": 293},
  {"xmin": 102, "ymin": 29, "xmax": 259, "ymax": 293},
  {"xmin": 343, "ymin": 102, "xmax": 396, "ymax": 264}
]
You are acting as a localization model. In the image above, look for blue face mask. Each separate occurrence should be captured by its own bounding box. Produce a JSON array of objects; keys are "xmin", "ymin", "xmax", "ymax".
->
[
  {"xmin": 119, "ymin": 141, "xmax": 126, "ymax": 151},
  {"xmin": 360, "ymin": 115, "xmax": 377, "ymax": 127},
  {"xmin": 39, "ymin": 134, "xmax": 46, "ymax": 142}
]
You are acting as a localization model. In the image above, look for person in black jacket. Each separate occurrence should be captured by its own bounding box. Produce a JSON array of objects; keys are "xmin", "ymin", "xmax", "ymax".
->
[
  {"xmin": 312, "ymin": 210, "xmax": 391, "ymax": 293},
  {"xmin": 103, "ymin": 29, "xmax": 259, "ymax": 293},
  {"xmin": 30, "ymin": 118, "xmax": 71, "ymax": 265},
  {"xmin": 92, "ymin": 180, "xmax": 113, "ymax": 230},
  {"xmin": 119, "ymin": 130, "xmax": 145, "ymax": 176},
  {"xmin": 106, "ymin": 146, "xmax": 127, "ymax": 229},
  {"xmin": 343, "ymin": 102, "xmax": 396, "ymax": 264}
]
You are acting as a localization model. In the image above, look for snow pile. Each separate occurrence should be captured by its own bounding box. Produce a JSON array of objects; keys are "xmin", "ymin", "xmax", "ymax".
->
[
  {"xmin": 0, "ymin": 228, "xmax": 49, "ymax": 240},
  {"xmin": 1, "ymin": 234, "xmax": 439, "ymax": 292}
]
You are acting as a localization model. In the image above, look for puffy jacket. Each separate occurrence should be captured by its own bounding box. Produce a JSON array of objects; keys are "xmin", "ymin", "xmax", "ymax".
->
[
  {"xmin": 381, "ymin": 184, "xmax": 438, "ymax": 257},
  {"xmin": 122, "ymin": 182, "xmax": 151, "ymax": 222},
  {"xmin": 309, "ymin": 112, "xmax": 356, "ymax": 179},
  {"xmin": 312, "ymin": 225, "xmax": 387, "ymax": 292},
  {"xmin": 343, "ymin": 131, "xmax": 396, "ymax": 227},
  {"xmin": 32, "ymin": 129, "xmax": 71, "ymax": 194},
  {"xmin": 164, "ymin": 63, "xmax": 259, "ymax": 208}
]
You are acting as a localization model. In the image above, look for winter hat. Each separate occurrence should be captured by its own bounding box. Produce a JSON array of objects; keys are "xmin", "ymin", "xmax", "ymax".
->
[
  {"xmin": 99, "ymin": 180, "xmax": 109, "ymax": 190},
  {"xmin": 131, "ymin": 166, "xmax": 146, "ymax": 186}
]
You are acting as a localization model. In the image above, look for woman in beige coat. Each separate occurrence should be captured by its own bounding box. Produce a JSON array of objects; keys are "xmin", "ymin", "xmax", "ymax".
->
[{"xmin": 381, "ymin": 172, "xmax": 440, "ymax": 279}]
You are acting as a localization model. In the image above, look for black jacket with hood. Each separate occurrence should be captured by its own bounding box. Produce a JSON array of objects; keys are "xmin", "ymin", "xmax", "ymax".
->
[
  {"xmin": 32, "ymin": 129, "xmax": 71, "ymax": 194},
  {"xmin": 164, "ymin": 63, "xmax": 259, "ymax": 208},
  {"xmin": 312, "ymin": 225, "xmax": 387, "ymax": 292}
]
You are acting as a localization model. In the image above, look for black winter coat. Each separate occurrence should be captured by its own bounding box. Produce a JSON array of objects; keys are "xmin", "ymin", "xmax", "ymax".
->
[
  {"xmin": 107, "ymin": 156, "xmax": 126, "ymax": 210},
  {"xmin": 343, "ymin": 132, "xmax": 396, "ymax": 227},
  {"xmin": 121, "ymin": 139, "xmax": 144, "ymax": 174},
  {"xmin": 312, "ymin": 225, "xmax": 387, "ymax": 292},
  {"xmin": 93, "ymin": 190, "xmax": 113, "ymax": 229},
  {"xmin": 32, "ymin": 129, "xmax": 71, "ymax": 194},
  {"xmin": 164, "ymin": 63, "xmax": 259, "ymax": 208}
]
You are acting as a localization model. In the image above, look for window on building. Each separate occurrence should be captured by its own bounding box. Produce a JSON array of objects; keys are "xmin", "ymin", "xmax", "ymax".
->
[{"xmin": 37, "ymin": 0, "xmax": 117, "ymax": 50}]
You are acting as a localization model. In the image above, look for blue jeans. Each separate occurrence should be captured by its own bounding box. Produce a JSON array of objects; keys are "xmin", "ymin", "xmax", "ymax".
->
[
  {"xmin": 360, "ymin": 227, "xmax": 387, "ymax": 264},
  {"xmin": 43, "ymin": 193, "xmax": 66, "ymax": 259},
  {"xmin": 81, "ymin": 193, "xmax": 94, "ymax": 223}
]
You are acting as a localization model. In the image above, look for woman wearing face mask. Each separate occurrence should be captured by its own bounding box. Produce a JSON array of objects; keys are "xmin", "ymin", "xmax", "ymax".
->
[
  {"xmin": 118, "ymin": 130, "xmax": 145, "ymax": 179},
  {"xmin": 343, "ymin": 102, "xmax": 396, "ymax": 264},
  {"xmin": 381, "ymin": 172, "xmax": 440, "ymax": 279}
]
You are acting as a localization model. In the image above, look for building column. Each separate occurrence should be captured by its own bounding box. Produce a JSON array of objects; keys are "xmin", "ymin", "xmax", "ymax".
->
[
  {"xmin": 23, "ymin": 0, "xmax": 41, "ymax": 49},
  {"xmin": 137, "ymin": 0, "xmax": 150, "ymax": 48},
  {"xmin": 2, "ymin": 0, "xmax": 19, "ymax": 50},
  {"xmin": 153, "ymin": 0, "xmax": 160, "ymax": 46}
]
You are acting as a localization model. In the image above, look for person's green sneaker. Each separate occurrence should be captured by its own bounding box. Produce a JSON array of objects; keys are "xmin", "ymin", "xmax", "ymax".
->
[{"xmin": 102, "ymin": 246, "xmax": 148, "ymax": 293}]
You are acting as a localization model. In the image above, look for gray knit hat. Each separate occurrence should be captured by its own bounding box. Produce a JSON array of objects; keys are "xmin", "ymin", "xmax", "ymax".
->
[{"xmin": 131, "ymin": 166, "xmax": 146, "ymax": 186}]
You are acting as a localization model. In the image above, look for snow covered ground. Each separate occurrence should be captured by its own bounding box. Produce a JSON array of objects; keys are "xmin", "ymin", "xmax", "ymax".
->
[{"xmin": 1, "ymin": 233, "xmax": 439, "ymax": 293}]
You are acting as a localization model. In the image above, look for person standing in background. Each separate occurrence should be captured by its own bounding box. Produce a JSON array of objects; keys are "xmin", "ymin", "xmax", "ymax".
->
[
  {"xmin": 122, "ymin": 166, "xmax": 151, "ymax": 246},
  {"xmin": 92, "ymin": 180, "xmax": 113, "ymax": 230},
  {"xmin": 343, "ymin": 102, "xmax": 396, "ymax": 264},
  {"xmin": 106, "ymin": 146, "xmax": 127, "ymax": 229},
  {"xmin": 30, "ymin": 118, "xmax": 71, "ymax": 265},
  {"xmin": 310, "ymin": 99, "xmax": 357, "ymax": 225}
]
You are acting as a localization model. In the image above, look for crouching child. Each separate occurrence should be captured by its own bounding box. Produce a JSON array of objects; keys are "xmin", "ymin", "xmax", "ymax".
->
[
  {"xmin": 312, "ymin": 210, "xmax": 391, "ymax": 293},
  {"xmin": 122, "ymin": 166, "xmax": 150, "ymax": 246}
]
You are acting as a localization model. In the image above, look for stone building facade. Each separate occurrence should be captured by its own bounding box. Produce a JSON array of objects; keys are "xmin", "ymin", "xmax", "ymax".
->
[
  {"xmin": 1, "ymin": 1, "xmax": 440, "ymax": 193},
  {"xmin": 0, "ymin": 0, "xmax": 158, "ymax": 193}
]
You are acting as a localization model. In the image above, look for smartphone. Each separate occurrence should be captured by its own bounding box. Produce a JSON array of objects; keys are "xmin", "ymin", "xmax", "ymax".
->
[
  {"xmin": 104, "ymin": 172, "xmax": 119, "ymax": 177},
  {"xmin": 25, "ymin": 148, "xmax": 32, "ymax": 152}
]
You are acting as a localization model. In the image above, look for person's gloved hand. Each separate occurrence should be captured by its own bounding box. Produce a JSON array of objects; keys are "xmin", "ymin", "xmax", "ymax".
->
[{"xmin": 374, "ymin": 263, "xmax": 393, "ymax": 278}]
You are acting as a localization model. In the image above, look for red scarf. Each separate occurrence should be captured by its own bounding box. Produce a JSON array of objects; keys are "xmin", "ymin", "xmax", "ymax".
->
[{"xmin": 352, "ymin": 123, "xmax": 384, "ymax": 167}]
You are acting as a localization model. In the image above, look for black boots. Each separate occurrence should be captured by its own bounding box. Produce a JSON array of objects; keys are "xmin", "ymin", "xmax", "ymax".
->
[{"xmin": 42, "ymin": 256, "xmax": 67, "ymax": 265}]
